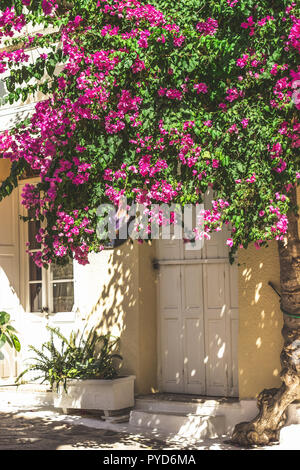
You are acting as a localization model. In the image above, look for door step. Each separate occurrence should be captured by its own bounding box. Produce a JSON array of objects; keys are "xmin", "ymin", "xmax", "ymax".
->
[
  {"xmin": 129, "ymin": 410, "xmax": 225, "ymax": 439},
  {"xmin": 135, "ymin": 395, "xmax": 239, "ymax": 415},
  {"xmin": 133, "ymin": 395, "xmax": 246, "ymax": 434}
]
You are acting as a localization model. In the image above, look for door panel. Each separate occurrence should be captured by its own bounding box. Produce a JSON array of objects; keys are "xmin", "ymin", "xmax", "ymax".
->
[
  {"xmin": 228, "ymin": 263, "xmax": 239, "ymax": 396},
  {"xmin": 230, "ymin": 317, "xmax": 239, "ymax": 396},
  {"xmin": 162, "ymin": 318, "xmax": 183, "ymax": 391},
  {"xmin": 181, "ymin": 265, "xmax": 205, "ymax": 394},
  {"xmin": 203, "ymin": 264, "xmax": 228, "ymax": 396},
  {"xmin": 160, "ymin": 265, "xmax": 182, "ymax": 315},
  {"xmin": 0, "ymin": 190, "xmax": 21, "ymax": 381},
  {"xmin": 204, "ymin": 319, "xmax": 227, "ymax": 396},
  {"xmin": 158, "ymin": 236, "xmax": 239, "ymax": 397},
  {"xmin": 184, "ymin": 318, "xmax": 205, "ymax": 394},
  {"xmin": 205, "ymin": 264, "xmax": 226, "ymax": 308},
  {"xmin": 159, "ymin": 265, "xmax": 183, "ymax": 392},
  {"xmin": 157, "ymin": 237, "xmax": 182, "ymax": 261}
]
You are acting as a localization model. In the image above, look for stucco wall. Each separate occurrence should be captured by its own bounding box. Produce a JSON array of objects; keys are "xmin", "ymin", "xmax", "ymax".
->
[
  {"xmin": 138, "ymin": 242, "xmax": 158, "ymax": 394},
  {"xmin": 0, "ymin": 159, "xmax": 11, "ymax": 181},
  {"xmin": 82, "ymin": 241, "xmax": 157, "ymax": 395},
  {"xmin": 238, "ymin": 187, "xmax": 300, "ymax": 399},
  {"xmin": 238, "ymin": 242, "xmax": 283, "ymax": 398},
  {"xmin": 1, "ymin": 160, "xmax": 298, "ymax": 398}
]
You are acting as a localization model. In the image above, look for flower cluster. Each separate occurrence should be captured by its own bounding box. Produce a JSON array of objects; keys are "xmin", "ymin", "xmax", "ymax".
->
[
  {"xmin": 196, "ymin": 18, "xmax": 218, "ymax": 36},
  {"xmin": 0, "ymin": 0, "xmax": 298, "ymax": 265}
]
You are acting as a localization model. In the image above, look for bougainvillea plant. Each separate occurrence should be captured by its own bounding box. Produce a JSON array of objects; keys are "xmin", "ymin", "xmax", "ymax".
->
[
  {"xmin": 0, "ymin": 0, "xmax": 298, "ymax": 266},
  {"xmin": 0, "ymin": 0, "xmax": 299, "ymax": 446}
]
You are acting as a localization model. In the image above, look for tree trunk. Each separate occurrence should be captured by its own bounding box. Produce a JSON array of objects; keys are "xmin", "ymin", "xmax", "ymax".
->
[{"xmin": 231, "ymin": 188, "xmax": 300, "ymax": 446}]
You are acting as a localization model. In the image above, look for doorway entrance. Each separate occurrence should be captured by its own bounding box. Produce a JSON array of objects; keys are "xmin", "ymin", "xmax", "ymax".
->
[{"xmin": 157, "ymin": 222, "xmax": 239, "ymax": 397}]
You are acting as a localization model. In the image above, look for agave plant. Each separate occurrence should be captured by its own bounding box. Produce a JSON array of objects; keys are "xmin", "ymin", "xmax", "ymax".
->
[{"xmin": 16, "ymin": 326, "xmax": 122, "ymax": 391}]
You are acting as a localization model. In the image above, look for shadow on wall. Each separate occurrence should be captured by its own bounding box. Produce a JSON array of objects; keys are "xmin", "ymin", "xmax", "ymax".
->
[
  {"xmin": 86, "ymin": 243, "xmax": 138, "ymax": 375},
  {"xmin": 82, "ymin": 240, "xmax": 157, "ymax": 394},
  {"xmin": 238, "ymin": 240, "xmax": 283, "ymax": 399}
]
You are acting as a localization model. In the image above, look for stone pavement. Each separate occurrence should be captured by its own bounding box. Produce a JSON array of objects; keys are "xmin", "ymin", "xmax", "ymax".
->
[
  {"xmin": 0, "ymin": 404, "xmax": 299, "ymax": 450},
  {"xmin": 0, "ymin": 406, "xmax": 167, "ymax": 450}
]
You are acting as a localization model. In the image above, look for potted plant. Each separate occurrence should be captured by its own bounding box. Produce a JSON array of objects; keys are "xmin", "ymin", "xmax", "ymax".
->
[{"xmin": 16, "ymin": 326, "xmax": 135, "ymax": 413}]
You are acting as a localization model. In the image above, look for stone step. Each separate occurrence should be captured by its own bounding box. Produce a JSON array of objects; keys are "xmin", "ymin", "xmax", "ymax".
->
[
  {"xmin": 135, "ymin": 396, "xmax": 238, "ymax": 416},
  {"xmin": 134, "ymin": 397, "xmax": 300, "ymax": 434},
  {"xmin": 129, "ymin": 410, "xmax": 225, "ymax": 439}
]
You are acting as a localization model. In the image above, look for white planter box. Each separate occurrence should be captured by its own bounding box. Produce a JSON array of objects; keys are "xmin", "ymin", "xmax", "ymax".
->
[{"xmin": 53, "ymin": 375, "xmax": 135, "ymax": 411}]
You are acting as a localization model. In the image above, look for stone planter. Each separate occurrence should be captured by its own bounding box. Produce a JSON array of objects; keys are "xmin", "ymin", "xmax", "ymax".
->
[{"xmin": 53, "ymin": 375, "xmax": 136, "ymax": 412}]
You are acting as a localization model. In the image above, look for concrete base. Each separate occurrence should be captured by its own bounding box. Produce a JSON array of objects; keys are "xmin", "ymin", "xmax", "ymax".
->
[
  {"xmin": 130, "ymin": 410, "xmax": 225, "ymax": 439},
  {"xmin": 132, "ymin": 395, "xmax": 300, "ymax": 435},
  {"xmin": 280, "ymin": 424, "xmax": 300, "ymax": 449}
]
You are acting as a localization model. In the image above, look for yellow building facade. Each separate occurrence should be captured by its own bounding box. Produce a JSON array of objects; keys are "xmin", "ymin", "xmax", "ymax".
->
[{"xmin": 0, "ymin": 158, "xmax": 294, "ymax": 400}]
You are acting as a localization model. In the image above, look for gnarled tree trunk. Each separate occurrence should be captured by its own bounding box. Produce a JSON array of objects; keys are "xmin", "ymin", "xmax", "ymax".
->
[{"xmin": 231, "ymin": 188, "xmax": 300, "ymax": 446}]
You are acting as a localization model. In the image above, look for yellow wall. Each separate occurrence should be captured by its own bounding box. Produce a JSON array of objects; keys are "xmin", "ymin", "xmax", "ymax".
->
[
  {"xmin": 298, "ymin": 186, "xmax": 300, "ymax": 237},
  {"xmin": 86, "ymin": 234, "xmax": 284, "ymax": 400},
  {"xmin": 0, "ymin": 159, "xmax": 11, "ymax": 181},
  {"xmin": 238, "ymin": 188, "xmax": 300, "ymax": 398},
  {"xmin": 85, "ymin": 241, "xmax": 157, "ymax": 395},
  {"xmin": 1, "ymin": 157, "xmax": 298, "ymax": 399},
  {"xmin": 138, "ymin": 242, "xmax": 158, "ymax": 394},
  {"xmin": 238, "ymin": 242, "xmax": 283, "ymax": 398}
]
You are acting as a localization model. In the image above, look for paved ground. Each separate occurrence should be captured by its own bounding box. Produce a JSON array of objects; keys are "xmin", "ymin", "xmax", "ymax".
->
[
  {"xmin": 0, "ymin": 403, "xmax": 299, "ymax": 450},
  {"xmin": 0, "ymin": 405, "xmax": 234, "ymax": 450},
  {"xmin": 0, "ymin": 409, "xmax": 162, "ymax": 450}
]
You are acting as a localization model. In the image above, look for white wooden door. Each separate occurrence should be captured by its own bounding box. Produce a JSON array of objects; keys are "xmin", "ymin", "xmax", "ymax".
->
[
  {"xmin": 157, "ymin": 214, "xmax": 239, "ymax": 397},
  {"xmin": 0, "ymin": 189, "xmax": 22, "ymax": 382}
]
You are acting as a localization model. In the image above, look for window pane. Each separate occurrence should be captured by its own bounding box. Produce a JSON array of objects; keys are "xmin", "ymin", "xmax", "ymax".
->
[
  {"xmin": 0, "ymin": 79, "xmax": 7, "ymax": 106},
  {"xmin": 52, "ymin": 282, "xmax": 74, "ymax": 313},
  {"xmin": 30, "ymin": 284, "xmax": 42, "ymax": 312},
  {"xmin": 28, "ymin": 220, "xmax": 41, "ymax": 249},
  {"xmin": 29, "ymin": 256, "xmax": 42, "ymax": 281},
  {"xmin": 51, "ymin": 262, "xmax": 73, "ymax": 281}
]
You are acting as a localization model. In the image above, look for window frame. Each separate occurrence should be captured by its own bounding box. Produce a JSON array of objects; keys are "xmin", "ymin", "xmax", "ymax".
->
[{"xmin": 18, "ymin": 178, "xmax": 75, "ymax": 316}]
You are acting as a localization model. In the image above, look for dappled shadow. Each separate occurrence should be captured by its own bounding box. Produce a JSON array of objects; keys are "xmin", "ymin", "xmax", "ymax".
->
[
  {"xmin": 87, "ymin": 241, "xmax": 138, "ymax": 373},
  {"xmin": 238, "ymin": 241, "xmax": 284, "ymax": 397},
  {"xmin": 136, "ymin": 392, "xmax": 239, "ymax": 404},
  {"xmin": 81, "ymin": 240, "xmax": 157, "ymax": 393},
  {"xmin": 0, "ymin": 407, "xmax": 271, "ymax": 450},
  {"xmin": 0, "ymin": 408, "xmax": 164, "ymax": 450}
]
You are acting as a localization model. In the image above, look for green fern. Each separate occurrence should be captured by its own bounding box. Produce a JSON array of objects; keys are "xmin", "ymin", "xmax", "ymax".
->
[{"xmin": 16, "ymin": 326, "xmax": 122, "ymax": 391}]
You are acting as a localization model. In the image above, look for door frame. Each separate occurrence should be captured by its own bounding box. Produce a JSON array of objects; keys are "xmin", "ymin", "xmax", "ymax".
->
[
  {"xmin": 0, "ymin": 187, "xmax": 22, "ymax": 383},
  {"xmin": 156, "ymin": 245, "xmax": 239, "ymax": 397}
]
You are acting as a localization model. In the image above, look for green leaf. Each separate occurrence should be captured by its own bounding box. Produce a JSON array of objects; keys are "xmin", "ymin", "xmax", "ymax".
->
[
  {"xmin": 0, "ymin": 334, "xmax": 7, "ymax": 349},
  {"xmin": 0, "ymin": 312, "xmax": 10, "ymax": 325},
  {"xmin": 11, "ymin": 335, "xmax": 21, "ymax": 352}
]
